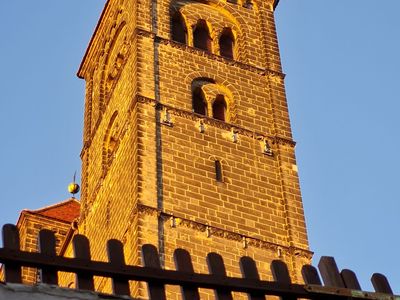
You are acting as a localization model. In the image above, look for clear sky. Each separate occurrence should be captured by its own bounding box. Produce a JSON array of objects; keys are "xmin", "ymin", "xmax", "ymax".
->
[{"xmin": 0, "ymin": 0, "xmax": 399, "ymax": 292}]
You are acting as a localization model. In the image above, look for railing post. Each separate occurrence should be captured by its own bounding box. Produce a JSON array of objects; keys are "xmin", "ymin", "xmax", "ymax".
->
[
  {"xmin": 301, "ymin": 264, "xmax": 322, "ymax": 285},
  {"xmin": 107, "ymin": 239, "xmax": 130, "ymax": 296},
  {"xmin": 38, "ymin": 229, "xmax": 58, "ymax": 285},
  {"xmin": 371, "ymin": 273, "xmax": 393, "ymax": 294},
  {"xmin": 73, "ymin": 234, "xmax": 94, "ymax": 291},
  {"xmin": 142, "ymin": 244, "xmax": 166, "ymax": 300},
  {"xmin": 174, "ymin": 248, "xmax": 200, "ymax": 300},
  {"xmin": 207, "ymin": 252, "xmax": 233, "ymax": 300},
  {"xmin": 2, "ymin": 224, "xmax": 22, "ymax": 283},
  {"xmin": 239, "ymin": 256, "xmax": 264, "ymax": 300},
  {"xmin": 271, "ymin": 260, "xmax": 296, "ymax": 300},
  {"xmin": 318, "ymin": 256, "xmax": 345, "ymax": 288},
  {"xmin": 341, "ymin": 269, "xmax": 361, "ymax": 290}
]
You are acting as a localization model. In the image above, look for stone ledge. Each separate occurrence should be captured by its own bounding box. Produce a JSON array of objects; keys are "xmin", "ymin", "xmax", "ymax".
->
[
  {"xmin": 137, "ymin": 95, "xmax": 296, "ymax": 147},
  {"xmin": 137, "ymin": 203, "xmax": 313, "ymax": 260}
]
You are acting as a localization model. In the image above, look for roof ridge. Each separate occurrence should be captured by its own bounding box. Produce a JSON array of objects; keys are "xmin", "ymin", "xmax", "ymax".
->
[{"xmin": 26, "ymin": 198, "xmax": 80, "ymax": 213}]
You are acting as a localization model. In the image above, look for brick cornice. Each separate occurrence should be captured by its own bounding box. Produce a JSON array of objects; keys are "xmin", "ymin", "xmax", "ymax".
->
[
  {"xmin": 137, "ymin": 203, "xmax": 313, "ymax": 260},
  {"xmin": 137, "ymin": 95, "xmax": 296, "ymax": 147},
  {"xmin": 135, "ymin": 28, "xmax": 285, "ymax": 79}
]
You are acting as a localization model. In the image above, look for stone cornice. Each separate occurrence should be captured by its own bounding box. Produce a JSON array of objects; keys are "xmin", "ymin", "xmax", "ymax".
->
[
  {"xmin": 135, "ymin": 28, "xmax": 285, "ymax": 79},
  {"xmin": 137, "ymin": 95, "xmax": 296, "ymax": 147},
  {"xmin": 137, "ymin": 203, "xmax": 313, "ymax": 260}
]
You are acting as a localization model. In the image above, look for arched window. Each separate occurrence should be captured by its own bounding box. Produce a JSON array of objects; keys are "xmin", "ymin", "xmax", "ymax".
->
[
  {"xmin": 171, "ymin": 12, "xmax": 187, "ymax": 44},
  {"xmin": 219, "ymin": 28, "xmax": 234, "ymax": 59},
  {"xmin": 193, "ymin": 20, "xmax": 212, "ymax": 52},
  {"xmin": 212, "ymin": 95, "xmax": 227, "ymax": 121},
  {"xmin": 192, "ymin": 87, "xmax": 207, "ymax": 115}
]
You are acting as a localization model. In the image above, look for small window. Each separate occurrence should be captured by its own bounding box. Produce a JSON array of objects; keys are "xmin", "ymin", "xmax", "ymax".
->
[
  {"xmin": 219, "ymin": 28, "xmax": 234, "ymax": 59},
  {"xmin": 212, "ymin": 95, "xmax": 227, "ymax": 121},
  {"xmin": 192, "ymin": 88, "xmax": 207, "ymax": 115},
  {"xmin": 171, "ymin": 12, "xmax": 187, "ymax": 44},
  {"xmin": 193, "ymin": 20, "xmax": 212, "ymax": 52},
  {"xmin": 215, "ymin": 160, "xmax": 223, "ymax": 182}
]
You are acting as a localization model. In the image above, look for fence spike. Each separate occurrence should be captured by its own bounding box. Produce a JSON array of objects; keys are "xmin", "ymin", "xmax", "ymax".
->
[
  {"xmin": 142, "ymin": 244, "xmax": 166, "ymax": 300},
  {"xmin": 371, "ymin": 273, "xmax": 393, "ymax": 294},
  {"xmin": 2, "ymin": 224, "xmax": 22, "ymax": 283},
  {"xmin": 341, "ymin": 269, "xmax": 361, "ymax": 290},
  {"xmin": 73, "ymin": 234, "xmax": 94, "ymax": 291},
  {"xmin": 318, "ymin": 256, "xmax": 345, "ymax": 288},
  {"xmin": 174, "ymin": 248, "xmax": 200, "ymax": 300},
  {"xmin": 301, "ymin": 265, "xmax": 322, "ymax": 285},
  {"xmin": 207, "ymin": 252, "xmax": 233, "ymax": 300},
  {"xmin": 38, "ymin": 229, "xmax": 58, "ymax": 285},
  {"xmin": 107, "ymin": 239, "xmax": 130, "ymax": 296},
  {"xmin": 239, "ymin": 256, "xmax": 264, "ymax": 300}
]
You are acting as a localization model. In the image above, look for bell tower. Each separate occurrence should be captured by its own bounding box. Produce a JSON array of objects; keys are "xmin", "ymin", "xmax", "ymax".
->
[{"xmin": 77, "ymin": 0, "xmax": 310, "ymax": 297}]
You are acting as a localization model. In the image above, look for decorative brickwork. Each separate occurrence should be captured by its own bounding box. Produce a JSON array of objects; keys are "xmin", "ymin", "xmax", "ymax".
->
[{"xmin": 73, "ymin": 0, "xmax": 310, "ymax": 297}]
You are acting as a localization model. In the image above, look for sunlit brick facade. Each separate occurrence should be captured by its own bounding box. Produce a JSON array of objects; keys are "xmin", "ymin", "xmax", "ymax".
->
[{"xmin": 75, "ymin": 0, "xmax": 311, "ymax": 297}]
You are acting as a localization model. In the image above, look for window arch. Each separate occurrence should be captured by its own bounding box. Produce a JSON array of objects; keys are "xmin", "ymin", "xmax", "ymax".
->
[
  {"xmin": 219, "ymin": 28, "xmax": 235, "ymax": 59},
  {"xmin": 192, "ymin": 87, "xmax": 207, "ymax": 116},
  {"xmin": 103, "ymin": 22, "xmax": 127, "ymax": 107},
  {"xmin": 193, "ymin": 20, "xmax": 212, "ymax": 52},
  {"xmin": 191, "ymin": 78, "xmax": 234, "ymax": 122},
  {"xmin": 212, "ymin": 95, "xmax": 227, "ymax": 121},
  {"xmin": 171, "ymin": 12, "xmax": 187, "ymax": 44}
]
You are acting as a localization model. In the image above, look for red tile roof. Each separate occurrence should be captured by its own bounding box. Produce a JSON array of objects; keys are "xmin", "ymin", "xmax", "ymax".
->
[{"xmin": 25, "ymin": 198, "xmax": 80, "ymax": 223}]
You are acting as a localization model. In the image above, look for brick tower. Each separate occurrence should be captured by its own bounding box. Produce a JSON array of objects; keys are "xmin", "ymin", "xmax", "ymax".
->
[{"xmin": 76, "ymin": 0, "xmax": 311, "ymax": 297}]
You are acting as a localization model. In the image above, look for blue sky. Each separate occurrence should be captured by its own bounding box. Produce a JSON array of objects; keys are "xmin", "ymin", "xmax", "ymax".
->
[{"xmin": 0, "ymin": 0, "xmax": 399, "ymax": 292}]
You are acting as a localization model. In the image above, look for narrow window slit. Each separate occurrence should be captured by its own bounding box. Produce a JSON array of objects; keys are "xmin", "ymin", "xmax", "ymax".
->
[{"xmin": 215, "ymin": 160, "xmax": 223, "ymax": 182}]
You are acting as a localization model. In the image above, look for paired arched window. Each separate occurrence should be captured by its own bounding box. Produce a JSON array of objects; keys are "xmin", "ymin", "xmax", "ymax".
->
[
  {"xmin": 212, "ymin": 95, "xmax": 227, "ymax": 121},
  {"xmin": 171, "ymin": 12, "xmax": 187, "ymax": 44},
  {"xmin": 193, "ymin": 20, "xmax": 212, "ymax": 52},
  {"xmin": 191, "ymin": 79, "xmax": 231, "ymax": 122},
  {"xmin": 219, "ymin": 28, "xmax": 235, "ymax": 59}
]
